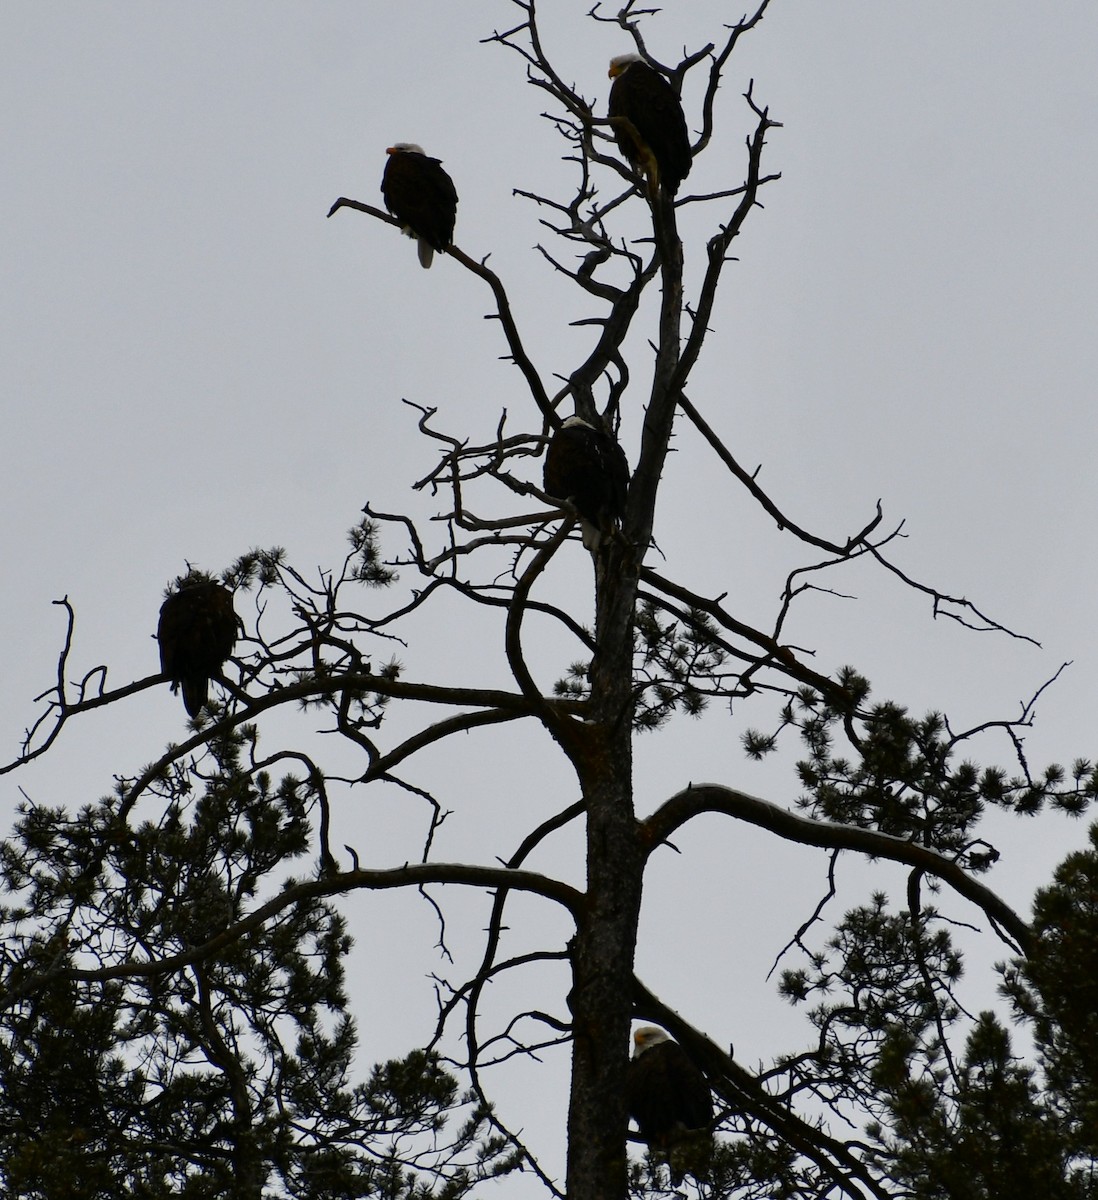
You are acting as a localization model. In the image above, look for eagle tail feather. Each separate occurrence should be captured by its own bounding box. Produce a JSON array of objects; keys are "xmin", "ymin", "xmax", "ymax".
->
[{"xmin": 181, "ymin": 675, "xmax": 210, "ymax": 719}]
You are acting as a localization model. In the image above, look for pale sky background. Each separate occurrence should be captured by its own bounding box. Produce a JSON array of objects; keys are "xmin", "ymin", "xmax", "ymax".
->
[{"xmin": 3, "ymin": 2, "xmax": 1097, "ymax": 1192}]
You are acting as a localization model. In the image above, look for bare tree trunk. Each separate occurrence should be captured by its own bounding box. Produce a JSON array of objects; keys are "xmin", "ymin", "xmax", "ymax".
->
[
  {"xmin": 566, "ymin": 540, "xmax": 643, "ymax": 1200},
  {"xmin": 564, "ymin": 176, "xmax": 686, "ymax": 1198}
]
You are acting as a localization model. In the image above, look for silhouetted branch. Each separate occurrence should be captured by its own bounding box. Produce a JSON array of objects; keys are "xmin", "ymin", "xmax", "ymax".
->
[
  {"xmin": 639, "ymin": 565, "xmax": 850, "ymax": 703},
  {"xmin": 677, "ymin": 391, "xmax": 885, "ymax": 555},
  {"xmin": 864, "ymin": 540, "xmax": 1042, "ymax": 645},
  {"xmin": 643, "ymin": 783, "xmax": 1032, "ymax": 954},
  {"xmin": 675, "ymin": 86, "xmax": 781, "ymax": 388},
  {"xmin": 327, "ymin": 198, "xmax": 554, "ymax": 423},
  {"xmin": 0, "ymin": 861, "xmax": 584, "ymax": 1012}
]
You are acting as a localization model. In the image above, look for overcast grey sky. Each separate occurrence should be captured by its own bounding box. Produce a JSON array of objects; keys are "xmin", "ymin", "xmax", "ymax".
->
[{"xmin": 3, "ymin": 2, "xmax": 1097, "ymax": 1191}]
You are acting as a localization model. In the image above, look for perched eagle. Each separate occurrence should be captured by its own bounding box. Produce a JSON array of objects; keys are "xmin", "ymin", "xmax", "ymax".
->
[
  {"xmin": 608, "ymin": 53, "xmax": 692, "ymax": 197},
  {"xmin": 157, "ymin": 573, "xmax": 238, "ymax": 718},
  {"xmin": 543, "ymin": 415, "xmax": 629, "ymax": 552},
  {"xmin": 627, "ymin": 1026, "xmax": 714, "ymax": 1149},
  {"xmin": 381, "ymin": 143, "xmax": 458, "ymax": 268}
]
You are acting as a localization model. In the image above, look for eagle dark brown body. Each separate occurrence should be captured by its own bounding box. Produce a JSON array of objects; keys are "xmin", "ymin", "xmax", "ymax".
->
[
  {"xmin": 627, "ymin": 1026, "xmax": 713, "ymax": 1147},
  {"xmin": 608, "ymin": 54, "xmax": 692, "ymax": 197},
  {"xmin": 628, "ymin": 1026, "xmax": 714, "ymax": 1183},
  {"xmin": 158, "ymin": 575, "xmax": 238, "ymax": 718},
  {"xmin": 381, "ymin": 143, "xmax": 458, "ymax": 268},
  {"xmin": 543, "ymin": 415, "xmax": 629, "ymax": 551}
]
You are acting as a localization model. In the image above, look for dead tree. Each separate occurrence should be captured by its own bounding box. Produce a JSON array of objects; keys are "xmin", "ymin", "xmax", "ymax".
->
[{"xmin": 3, "ymin": 5, "xmax": 1094, "ymax": 1199}]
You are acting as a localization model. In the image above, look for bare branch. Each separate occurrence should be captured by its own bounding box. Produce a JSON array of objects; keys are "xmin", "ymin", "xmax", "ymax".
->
[
  {"xmin": 864, "ymin": 539, "xmax": 1042, "ymax": 646},
  {"xmin": 1, "ymin": 861, "xmax": 583, "ymax": 1011},
  {"xmin": 327, "ymin": 198, "xmax": 554, "ymax": 421},
  {"xmin": 639, "ymin": 565, "xmax": 851, "ymax": 703},
  {"xmin": 677, "ymin": 392, "xmax": 884, "ymax": 555},
  {"xmin": 642, "ymin": 783, "xmax": 1032, "ymax": 954}
]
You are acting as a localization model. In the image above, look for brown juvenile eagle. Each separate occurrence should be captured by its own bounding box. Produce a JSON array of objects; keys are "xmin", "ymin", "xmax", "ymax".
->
[{"xmin": 157, "ymin": 573, "xmax": 238, "ymax": 718}]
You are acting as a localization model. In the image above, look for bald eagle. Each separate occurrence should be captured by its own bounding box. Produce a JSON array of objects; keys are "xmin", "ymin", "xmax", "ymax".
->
[
  {"xmin": 608, "ymin": 54, "xmax": 692, "ymax": 197},
  {"xmin": 157, "ymin": 573, "xmax": 238, "ymax": 718},
  {"xmin": 627, "ymin": 1026, "xmax": 713, "ymax": 1151},
  {"xmin": 381, "ymin": 143, "xmax": 458, "ymax": 268},
  {"xmin": 543, "ymin": 415, "xmax": 629, "ymax": 551}
]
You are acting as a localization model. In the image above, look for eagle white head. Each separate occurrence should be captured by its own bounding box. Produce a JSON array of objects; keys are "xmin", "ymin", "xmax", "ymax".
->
[
  {"xmin": 632, "ymin": 1026, "xmax": 671, "ymax": 1059},
  {"xmin": 609, "ymin": 52, "xmax": 642, "ymax": 79},
  {"xmin": 386, "ymin": 142, "xmax": 425, "ymax": 155}
]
